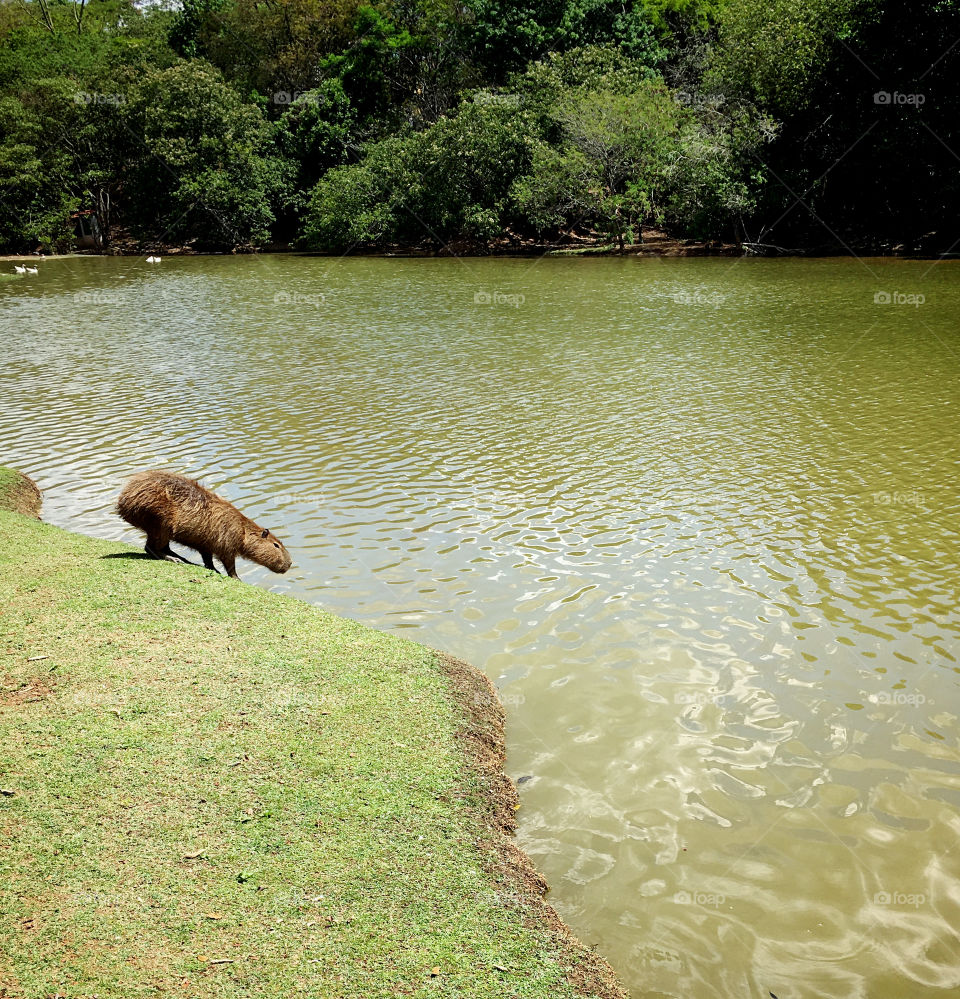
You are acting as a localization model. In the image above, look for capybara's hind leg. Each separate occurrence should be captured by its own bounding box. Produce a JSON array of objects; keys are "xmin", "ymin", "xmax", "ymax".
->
[
  {"xmin": 145, "ymin": 542, "xmax": 179, "ymax": 562},
  {"xmin": 166, "ymin": 546, "xmax": 197, "ymax": 565},
  {"xmin": 145, "ymin": 526, "xmax": 180, "ymax": 563}
]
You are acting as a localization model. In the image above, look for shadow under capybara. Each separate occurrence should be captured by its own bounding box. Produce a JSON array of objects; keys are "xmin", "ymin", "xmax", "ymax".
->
[{"xmin": 116, "ymin": 470, "xmax": 292, "ymax": 579}]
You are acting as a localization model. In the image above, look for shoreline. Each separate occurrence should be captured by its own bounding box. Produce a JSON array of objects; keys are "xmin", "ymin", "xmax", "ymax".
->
[
  {"xmin": 434, "ymin": 651, "xmax": 628, "ymax": 999},
  {"xmin": 6, "ymin": 227, "xmax": 959, "ymax": 263},
  {"xmin": 0, "ymin": 467, "xmax": 627, "ymax": 999}
]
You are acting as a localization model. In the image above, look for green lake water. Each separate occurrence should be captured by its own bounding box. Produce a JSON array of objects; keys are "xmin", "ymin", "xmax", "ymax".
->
[{"xmin": 2, "ymin": 253, "xmax": 959, "ymax": 997}]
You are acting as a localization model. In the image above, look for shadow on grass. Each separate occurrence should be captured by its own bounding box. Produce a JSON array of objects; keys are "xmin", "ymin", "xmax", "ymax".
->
[{"xmin": 101, "ymin": 551, "xmax": 208, "ymax": 569}]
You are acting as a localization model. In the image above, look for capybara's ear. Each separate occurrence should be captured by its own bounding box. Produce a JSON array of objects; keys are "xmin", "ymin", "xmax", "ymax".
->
[{"xmin": 260, "ymin": 528, "xmax": 269, "ymax": 538}]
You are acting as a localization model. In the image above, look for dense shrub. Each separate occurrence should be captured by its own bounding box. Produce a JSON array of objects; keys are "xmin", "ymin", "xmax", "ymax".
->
[{"xmin": 302, "ymin": 93, "xmax": 533, "ymax": 249}]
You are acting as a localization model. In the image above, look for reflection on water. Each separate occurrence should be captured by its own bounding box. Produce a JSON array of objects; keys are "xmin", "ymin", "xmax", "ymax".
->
[{"xmin": 3, "ymin": 254, "xmax": 960, "ymax": 997}]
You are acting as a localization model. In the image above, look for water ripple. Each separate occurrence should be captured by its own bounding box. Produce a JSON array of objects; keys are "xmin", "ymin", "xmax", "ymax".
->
[{"xmin": 2, "ymin": 255, "xmax": 960, "ymax": 997}]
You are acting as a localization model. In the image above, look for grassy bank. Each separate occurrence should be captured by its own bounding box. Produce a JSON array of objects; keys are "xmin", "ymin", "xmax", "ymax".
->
[
  {"xmin": 0, "ymin": 468, "xmax": 41, "ymax": 518},
  {"xmin": 0, "ymin": 473, "xmax": 625, "ymax": 999}
]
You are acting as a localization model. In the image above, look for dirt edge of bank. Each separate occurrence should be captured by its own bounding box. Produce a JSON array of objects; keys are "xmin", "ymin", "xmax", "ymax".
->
[{"xmin": 436, "ymin": 652, "xmax": 629, "ymax": 999}]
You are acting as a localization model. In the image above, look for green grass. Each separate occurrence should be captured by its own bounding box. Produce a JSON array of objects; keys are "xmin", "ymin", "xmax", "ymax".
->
[
  {"xmin": 0, "ymin": 466, "xmax": 23, "ymax": 501},
  {"xmin": 0, "ymin": 494, "xmax": 622, "ymax": 999}
]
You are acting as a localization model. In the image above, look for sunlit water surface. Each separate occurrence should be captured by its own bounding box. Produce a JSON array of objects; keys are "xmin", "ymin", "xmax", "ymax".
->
[{"xmin": 3, "ymin": 254, "xmax": 960, "ymax": 998}]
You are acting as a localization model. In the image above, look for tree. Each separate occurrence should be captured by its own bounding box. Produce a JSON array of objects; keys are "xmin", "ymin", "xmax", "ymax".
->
[
  {"xmin": 301, "ymin": 91, "xmax": 533, "ymax": 249},
  {"xmin": 170, "ymin": 0, "xmax": 362, "ymax": 104},
  {"xmin": 0, "ymin": 74, "xmax": 136, "ymax": 251},
  {"xmin": 271, "ymin": 80, "xmax": 357, "ymax": 238},
  {"xmin": 704, "ymin": 0, "xmax": 960, "ymax": 250},
  {"xmin": 514, "ymin": 80, "xmax": 683, "ymax": 247},
  {"xmin": 123, "ymin": 62, "xmax": 285, "ymax": 248},
  {"xmin": 0, "ymin": 93, "xmax": 79, "ymax": 251}
]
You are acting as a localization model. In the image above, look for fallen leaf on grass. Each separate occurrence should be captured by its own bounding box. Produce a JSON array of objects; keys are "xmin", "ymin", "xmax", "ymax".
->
[
  {"xmin": 203, "ymin": 913, "xmax": 223, "ymax": 920},
  {"xmin": 210, "ymin": 958, "xmax": 235, "ymax": 965},
  {"xmin": 0, "ymin": 789, "xmax": 15, "ymax": 797},
  {"xmin": 493, "ymin": 965, "xmax": 509, "ymax": 973},
  {"xmin": 183, "ymin": 849, "xmax": 206, "ymax": 859},
  {"xmin": 26, "ymin": 655, "xmax": 49, "ymax": 662},
  {"xmin": 430, "ymin": 967, "xmax": 440, "ymax": 977}
]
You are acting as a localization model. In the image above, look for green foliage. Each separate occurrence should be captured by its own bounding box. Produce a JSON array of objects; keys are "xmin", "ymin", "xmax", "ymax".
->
[
  {"xmin": 0, "ymin": 0, "xmax": 952, "ymax": 252},
  {"xmin": 733, "ymin": 0, "xmax": 960, "ymax": 248},
  {"xmin": 0, "ymin": 0, "xmax": 177, "ymax": 91},
  {"xmin": 663, "ymin": 97, "xmax": 775, "ymax": 238},
  {"xmin": 301, "ymin": 139, "xmax": 405, "ymax": 248},
  {"xmin": 514, "ymin": 43, "xmax": 659, "ymax": 100},
  {"xmin": 0, "ymin": 0, "xmax": 179, "ymax": 251},
  {"xmin": 303, "ymin": 45, "xmax": 775, "ymax": 252},
  {"xmin": 123, "ymin": 62, "xmax": 285, "ymax": 247},
  {"xmin": 272, "ymin": 81, "xmax": 357, "ymax": 228},
  {"xmin": 302, "ymin": 92, "xmax": 533, "ymax": 249},
  {"xmin": 513, "ymin": 80, "xmax": 683, "ymax": 246},
  {"xmin": 177, "ymin": 0, "xmax": 361, "ymax": 101},
  {"xmin": 318, "ymin": 5, "xmax": 418, "ymax": 121},
  {"xmin": 643, "ymin": 0, "xmax": 723, "ymax": 33},
  {"xmin": 704, "ymin": 0, "xmax": 865, "ymax": 113},
  {"xmin": 168, "ymin": 0, "xmax": 231, "ymax": 59},
  {"xmin": 462, "ymin": 0, "xmax": 665, "ymax": 78},
  {"xmin": 0, "ymin": 75, "xmax": 132, "ymax": 252},
  {"xmin": 0, "ymin": 93, "xmax": 73, "ymax": 251}
]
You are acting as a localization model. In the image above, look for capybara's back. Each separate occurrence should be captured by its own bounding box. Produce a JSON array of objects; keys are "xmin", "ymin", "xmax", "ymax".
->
[
  {"xmin": 116, "ymin": 470, "xmax": 291, "ymax": 579},
  {"xmin": 117, "ymin": 470, "xmax": 207, "ymax": 532}
]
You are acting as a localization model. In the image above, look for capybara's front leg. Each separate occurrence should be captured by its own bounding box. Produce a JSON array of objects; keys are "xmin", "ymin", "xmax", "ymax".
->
[
  {"xmin": 198, "ymin": 550, "xmax": 220, "ymax": 573},
  {"xmin": 220, "ymin": 554, "xmax": 240, "ymax": 579}
]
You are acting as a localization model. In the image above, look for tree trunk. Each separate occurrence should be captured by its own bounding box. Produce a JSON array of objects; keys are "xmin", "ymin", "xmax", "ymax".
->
[{"xmin": 93, "ymin": 189, "xmax": 111, "ymax": 250}]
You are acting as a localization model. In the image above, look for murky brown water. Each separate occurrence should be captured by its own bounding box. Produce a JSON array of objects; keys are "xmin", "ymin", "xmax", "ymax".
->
[{"xmin": 3, "ymin": 254, "xmax": 960, "ymax": 997}]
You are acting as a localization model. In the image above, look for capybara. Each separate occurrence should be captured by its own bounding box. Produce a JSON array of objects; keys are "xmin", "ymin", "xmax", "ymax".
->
[{"xmin": 116, "ymin": 470, "xmax": 292, "ymax": 579}]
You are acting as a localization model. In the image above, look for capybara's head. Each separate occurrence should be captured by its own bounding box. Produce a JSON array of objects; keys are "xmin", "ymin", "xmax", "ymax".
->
[{"xmin": 245, "ymin": 525, "xmax": 293, "ymax": 574}]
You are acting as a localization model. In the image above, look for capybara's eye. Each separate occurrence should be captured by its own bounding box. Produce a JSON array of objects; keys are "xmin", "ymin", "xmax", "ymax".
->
[{"xmin": 274, "ymin": 542, "xmax": 280, "ymax": 548}]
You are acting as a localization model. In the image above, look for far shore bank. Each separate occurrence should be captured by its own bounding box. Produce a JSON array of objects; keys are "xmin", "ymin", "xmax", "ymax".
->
[
  {"xmin": 5, "ymin": 229, "xmax": 959, "ymax": 263},
  {"xmin": 6, "ymin": 246, "xmax": 960, "ymax": 262}
]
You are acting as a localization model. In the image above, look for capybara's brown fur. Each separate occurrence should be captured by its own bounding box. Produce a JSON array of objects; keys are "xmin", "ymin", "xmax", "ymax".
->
[{"xmin": 116, "ymin": 470, "xmax": 291, "ymax": 579}]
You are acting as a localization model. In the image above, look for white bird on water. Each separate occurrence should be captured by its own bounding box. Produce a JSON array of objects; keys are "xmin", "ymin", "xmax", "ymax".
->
[
  {"xmin": 13, "ymin": 265, "xmax": 25, "ymax": 274},
  {"xmin": 146, "ymin": 255, "xmax": 161, "ymax": 263},
  {"xmin": 25, "ymin": 266, "xmax": 38, "ymax": 274}
]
